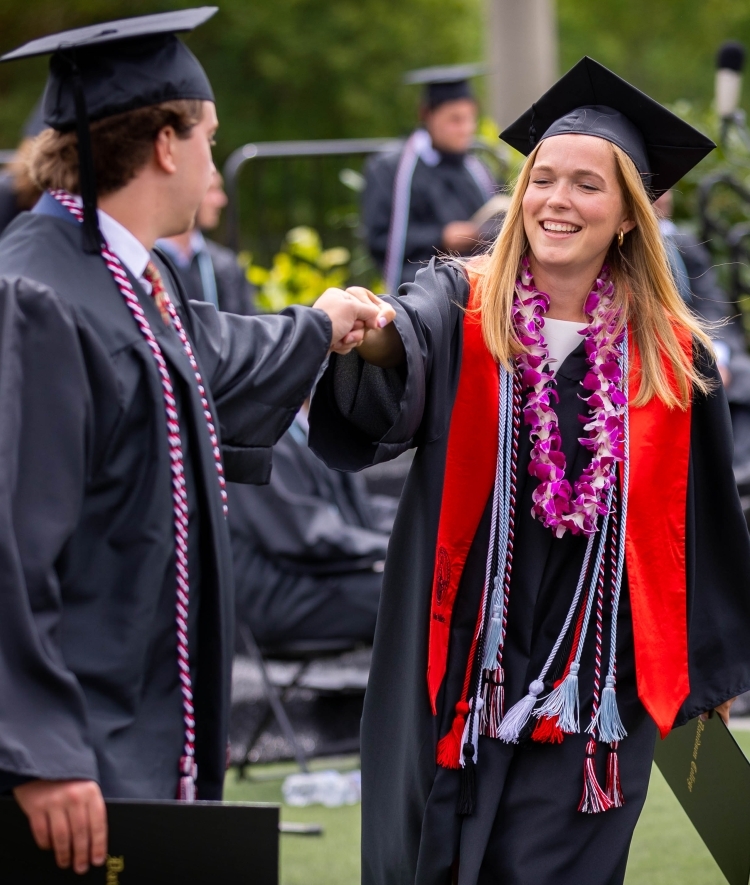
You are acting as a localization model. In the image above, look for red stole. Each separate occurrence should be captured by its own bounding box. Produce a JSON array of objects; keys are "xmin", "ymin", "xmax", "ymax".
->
[{"xmin": 427, "ymin": 278, "xmax": 692, "ymax": 739}]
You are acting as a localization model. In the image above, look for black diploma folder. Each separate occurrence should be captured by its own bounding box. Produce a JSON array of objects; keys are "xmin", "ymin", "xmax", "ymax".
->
[
  {"xmin": 654, "ymin": 715, "xmax": 750, "ymax": 885},
  {"xmin": 0, "ymin": 797, "xmax": 278, "ymax": 884}
]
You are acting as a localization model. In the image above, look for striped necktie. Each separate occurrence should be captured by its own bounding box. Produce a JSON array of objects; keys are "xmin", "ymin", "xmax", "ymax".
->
[{"xmin": 143, "ymin": 261, "xmax": 172, "ymax": 326}]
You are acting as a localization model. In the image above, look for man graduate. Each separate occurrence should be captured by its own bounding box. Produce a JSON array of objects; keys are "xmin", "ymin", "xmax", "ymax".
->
[
  {"xmin": 0, "ymin": 8, "xmax": 392, "ymax": 876},
  {"xmin": 362, "ymin": 65, "xmax": 497, "ymax": 294}
]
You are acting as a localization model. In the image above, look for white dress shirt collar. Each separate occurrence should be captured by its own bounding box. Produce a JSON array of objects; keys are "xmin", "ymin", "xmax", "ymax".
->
[
  {"xmin": 96, "ymin": 209, "xmax": 151, "ymax": 287},
  {"xmin": 59, "ymin": 195, "xmax": 155, "ymax": 295}
]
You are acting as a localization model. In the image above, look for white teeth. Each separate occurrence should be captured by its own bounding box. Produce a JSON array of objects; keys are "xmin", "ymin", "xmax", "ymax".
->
[{"xmin": 543, "ymin": 222, "xmax": 581, "ymax": 233}]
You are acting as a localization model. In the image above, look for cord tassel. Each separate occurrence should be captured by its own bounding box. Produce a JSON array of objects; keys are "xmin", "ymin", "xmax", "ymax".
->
[
  {"xmin": 535, "ymin": 662, "xmax": 580, "ymax": 733},
  {"xmin": 606, "ymin": 742, "xmax": 625, "ymax": 808},
  {"xmin": 481, "ymin": 592, "xmax": 504, "ymax": 670},
  {"xmin": 588, "ymin": 676, "xmax": 627, "ymax": 743},
  {"xmin": 480, "ymin": 667, "xmax": 504, "ymax": 738},
  {"xmin": 436, "ymin": 701, "xmax": 470, "ymax": 769},
  {"xmin": 178, "ymin": 755, "xmax": 197, "ymax": 802},
  {"xmin": 457, "ymin": 743, "xmax": 477, "ymax": 815},
  {"xmin": 496, "ymin": 679, "xmax": 544, "ymax": 743},
  {"xmin": 460, "ymin": 697, "xmax": 483, "ymax": 765},
  {"xmin": 578, "ymin": 739, "xmax": 612, "ymax": 814},
  {"xmin": 531, "ymin": 712, "xmax": 565, "ymax": 743}
]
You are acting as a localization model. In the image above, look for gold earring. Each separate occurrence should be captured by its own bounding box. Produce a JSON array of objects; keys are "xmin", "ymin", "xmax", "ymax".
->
[{"xmin": 617, "ymin": 229, "xmax": 625, "ymax": 248}]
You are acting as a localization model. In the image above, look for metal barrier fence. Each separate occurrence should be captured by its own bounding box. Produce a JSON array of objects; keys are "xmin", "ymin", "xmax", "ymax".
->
[{"xmin": 222, "ymin": 137, "xmax": 506, "ymax": 255}]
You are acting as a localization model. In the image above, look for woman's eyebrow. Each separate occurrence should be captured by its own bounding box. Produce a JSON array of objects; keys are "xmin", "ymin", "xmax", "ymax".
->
[{"xmin": 531, "ymin": 163, "xmax": 607, "ymax": 183}]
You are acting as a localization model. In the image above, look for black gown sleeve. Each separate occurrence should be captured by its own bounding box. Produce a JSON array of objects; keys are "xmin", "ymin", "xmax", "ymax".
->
[
  {"xmin": 0, "ymin": 277, "xmax": 99, "ymax": 789},
  {"xmin": 309, "ymin": 258, "xmax": 467, "ymax": 471},
  {"xmin": 185, "ymin": 301, "xmax": 332, "ymax": 483},
  {"xmin": 676, "ymin": 350, "xmax": 750, "ymax": 724}
]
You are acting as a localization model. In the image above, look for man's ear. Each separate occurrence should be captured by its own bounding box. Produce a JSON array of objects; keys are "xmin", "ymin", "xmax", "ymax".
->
[{"xmin": 153, "ymin": 126, "xmax": 178, "ymax": 175}]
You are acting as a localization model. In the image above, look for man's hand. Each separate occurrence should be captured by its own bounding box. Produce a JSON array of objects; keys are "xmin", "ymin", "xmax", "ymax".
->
[
  {"xmin": 699, "ymin": 697, "xmax": 736, "ymax": 726},
  {"xmin": 442, "ymin": 221, "xmax": 480, "ymax": 252},
  {"xmin": 13, "ymin": 779, "xmax": 107, "ymax": 875},
  {"xmin": 313, "ymin": 287, "xmax": 395, "ymax": 355}
]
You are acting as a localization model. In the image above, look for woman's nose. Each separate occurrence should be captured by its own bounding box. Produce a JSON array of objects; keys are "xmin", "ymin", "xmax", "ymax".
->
[{"xmin": 546, "ymin": 183, "xmax": 572, "ymax": 211}]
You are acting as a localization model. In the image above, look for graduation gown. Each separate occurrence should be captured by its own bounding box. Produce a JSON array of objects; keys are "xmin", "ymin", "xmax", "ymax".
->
[
  {"xmin": 309, "ymin": 259, "xmax": 750, "ymax": 885},
  {"xmin": 229, "ymin": 422, "xmax": 392, "ymax": 647},
  {"xmin": 0, "ymin": 199, "xmax": 331, "ymax": 800},
  {"xmin": 363, "ymin": 140, "xmax": 493, "ymax": 286}
]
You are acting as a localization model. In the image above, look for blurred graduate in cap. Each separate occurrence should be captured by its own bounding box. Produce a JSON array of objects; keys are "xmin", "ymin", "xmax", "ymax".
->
[
  {"xmin": 0, "ymin": 7, "xmax": 393, "ymax": 875},
  {"xmin": 363, "ymin": 64, "xmax": 497, "ymax": 293},
  {"xmin": 158, "ymin": 169, "xmax": 258, "ymax": 315},
  {"xmin": 310, "ymin": 57, "xmax": 750, "ymax": 885}
]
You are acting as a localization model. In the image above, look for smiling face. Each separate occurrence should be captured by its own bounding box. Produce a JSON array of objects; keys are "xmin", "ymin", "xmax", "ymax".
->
[{"xmin": 522, "ymin": 133, "xmax": 635, "ymax": 280}]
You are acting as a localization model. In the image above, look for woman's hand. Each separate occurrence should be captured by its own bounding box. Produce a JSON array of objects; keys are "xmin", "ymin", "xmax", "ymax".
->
[
  {"xmin": 699, "ymin": 697, "xmax": 736, "ymax": 725},
  {"xmin": 313, "ymin": 287, "xmax": 394, "ymax": 355},
  {"xmin": 343, "ymin": 287, "xmax": 404, "ymax": 368},
  {"xmin": 13, "ymin": 779, "xmax": 108, "ymax": 875}
]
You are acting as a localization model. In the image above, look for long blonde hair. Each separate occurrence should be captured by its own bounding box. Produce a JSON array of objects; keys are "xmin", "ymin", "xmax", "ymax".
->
[{"xmin": 471, "ymin": 141, "xmax": 713, "ymax": 408}]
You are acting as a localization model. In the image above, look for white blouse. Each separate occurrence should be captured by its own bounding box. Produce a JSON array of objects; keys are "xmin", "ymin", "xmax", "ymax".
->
[{"xmin": 543, "ymin": 317, "xmax": 588, "ymax": 374}]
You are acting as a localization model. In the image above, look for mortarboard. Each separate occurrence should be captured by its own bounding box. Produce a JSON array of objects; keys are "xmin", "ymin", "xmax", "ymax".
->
[
  {"xmin": 404, "ymin": 63, "xmax": 483, "ymax": 110},
  {"xmin": 0, "ymin": 8, "xmax": 218, "ymax": 252},
  {"xmin": 500, "ymin": 57, "xmax": 715, "ymax": 199}
]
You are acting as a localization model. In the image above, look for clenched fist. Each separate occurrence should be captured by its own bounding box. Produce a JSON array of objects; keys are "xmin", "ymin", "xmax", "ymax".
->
[{"xmin": 313, "ymin": 287, "xmax": 395, "ymax": 354}]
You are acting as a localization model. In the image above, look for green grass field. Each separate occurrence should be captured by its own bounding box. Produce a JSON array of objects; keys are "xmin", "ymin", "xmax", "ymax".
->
[{"xmin": 224, "ymin": 732, "xmax": 750, "ymax": 885}]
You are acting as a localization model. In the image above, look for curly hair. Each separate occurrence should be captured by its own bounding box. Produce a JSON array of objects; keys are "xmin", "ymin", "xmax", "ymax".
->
[{"xmin": 28, "ymin": 99, "xmax": 204, "ymax": 197}]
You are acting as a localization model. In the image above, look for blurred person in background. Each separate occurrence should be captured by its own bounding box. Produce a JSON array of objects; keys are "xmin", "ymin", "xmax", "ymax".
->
[
  {"xmin": 0, "ymin": 101, "xmax": 44, "ymax": 234},
  {"xmin": 654, "ymin": 189, "xmax": 750, "ymax": 486},
  {"xmin": 230, "ymin": 400, "xmax": 396, "ymax": 649},
  {"xmin": 363, "ymin": 64, "xmax": 496, "ymax": 293},
  {"xmin": 158, "ymin": 169, "xmax": 256, "ymax": 315}
]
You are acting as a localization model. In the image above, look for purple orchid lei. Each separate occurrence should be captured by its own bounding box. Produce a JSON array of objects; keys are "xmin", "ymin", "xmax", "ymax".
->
[{"xmin": 513, "ymin": 257, "xmax": 627, "ymax": 538}]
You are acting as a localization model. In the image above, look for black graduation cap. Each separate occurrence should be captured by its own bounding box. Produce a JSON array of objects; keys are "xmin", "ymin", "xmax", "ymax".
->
[
  {"xmin": 0, "ymin": 7, "xmax": 217, "ymax": 252},
  {"xmin": 404, "ymin": 63, "xmax": 483, "ymax": 110},
  {"xmin": 500, "ymin": 57, "xmax": 715, "ymax": 199}
]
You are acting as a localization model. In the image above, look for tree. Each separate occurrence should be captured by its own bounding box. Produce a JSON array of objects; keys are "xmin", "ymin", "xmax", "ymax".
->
[
  {"xmin": 0, "ymin": 0, "xmax": 484, "ymax": 160},
  {"xmin": 558, "ymin": 0, "xmax": 750, "ymax": 113}
]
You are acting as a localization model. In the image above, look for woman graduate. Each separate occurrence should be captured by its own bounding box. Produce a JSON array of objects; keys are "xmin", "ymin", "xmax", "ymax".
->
[{"xmin": 309, "ymin": 57, "xmax": 750, "ymax": 885}]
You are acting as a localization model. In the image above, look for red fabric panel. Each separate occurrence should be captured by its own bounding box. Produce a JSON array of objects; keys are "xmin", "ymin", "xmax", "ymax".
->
[
  {"xmin": 625, "ymin": 333, "xmax": 692, "ymax": 738},
  {"xmin": 427, "ymin": 279, "xmax": 498, "ymax": 712}
]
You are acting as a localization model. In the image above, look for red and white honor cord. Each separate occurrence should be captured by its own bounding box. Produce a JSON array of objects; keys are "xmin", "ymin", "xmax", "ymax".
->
[{"xmin": 50, "ymin": 190, "xmax": 226, "ymax": 800}]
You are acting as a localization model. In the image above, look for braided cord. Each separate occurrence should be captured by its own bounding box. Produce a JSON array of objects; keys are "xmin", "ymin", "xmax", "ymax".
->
[
  {"xmin": 499, "ymin": 372, "xmax": 522, "ymax": 654},
  {"xmin": 607, "ymin": 329, "xmax": 630, "ymax": 678},
  {"xmin": 151, "ymin": 270, "xmax": 228, "ymax": 515},
  {"xmin": 49, "ymin": 190, "xmax": 227, "ymax": 800}
]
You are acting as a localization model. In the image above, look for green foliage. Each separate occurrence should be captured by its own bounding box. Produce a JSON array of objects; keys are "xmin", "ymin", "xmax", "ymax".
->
[
  {"xmin": 245, "ymin": 226, "xmax": 352, "ymax": 312},
  {"xmin": 558, "ymin": 0, "xmax": 750, "ymax": 117},
  {"xmin": 0, "ymin": 0, "xmax": 484, "ymax": 160}
]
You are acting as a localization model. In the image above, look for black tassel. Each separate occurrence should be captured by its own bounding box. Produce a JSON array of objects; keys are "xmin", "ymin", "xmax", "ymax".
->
[
  {"xmin": 60, "ymin": 52, "xmax": 103, "ymax": 254},
  {"xmin": 456, "ymin": 742, "xmax": 476, "ymax": 816},
  {"xmin": 528, "ymin": 103, "xmax": 538, "ymax": 148}
]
